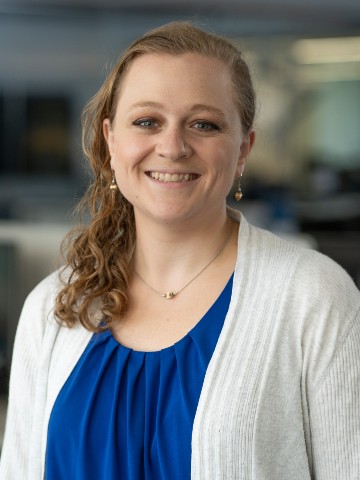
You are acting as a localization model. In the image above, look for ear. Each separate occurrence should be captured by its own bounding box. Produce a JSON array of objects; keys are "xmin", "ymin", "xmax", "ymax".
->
[
  {"xmin": 236, "ymin": 129, "xmax": 255, "ymax": 177},
  {"xmin": 103, "ymin": 118, "xmax": 115, "ymax": 167}
]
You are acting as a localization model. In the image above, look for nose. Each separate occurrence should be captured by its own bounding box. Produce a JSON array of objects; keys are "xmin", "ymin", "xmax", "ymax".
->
[{"xmin": 155, "ymin": 126, "xmax": 192, "ymax": 161}]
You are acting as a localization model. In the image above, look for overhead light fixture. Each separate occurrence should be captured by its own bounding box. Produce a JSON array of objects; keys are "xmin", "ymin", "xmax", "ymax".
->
[{"xmin": 292, "ymin": 36, "xmax": 360, "ymax": 64}]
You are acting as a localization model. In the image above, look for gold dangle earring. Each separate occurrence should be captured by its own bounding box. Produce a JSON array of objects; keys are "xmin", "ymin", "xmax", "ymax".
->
[
  {"xmin": 110, "ymin": 170, "xmax": 118, "ymax": 192},
  {"xmin": 234, "ymin": 174, "xmax": 243, "ymax": 201}
]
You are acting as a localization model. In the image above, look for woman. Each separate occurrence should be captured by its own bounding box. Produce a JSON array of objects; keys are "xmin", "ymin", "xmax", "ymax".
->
[{"xmin": 1, "ymin": 21, "xmax": 359, "ymax": 480}]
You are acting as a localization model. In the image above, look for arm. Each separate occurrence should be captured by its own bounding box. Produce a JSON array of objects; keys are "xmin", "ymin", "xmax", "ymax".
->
[
  {"xmin": 0, "ymin": 274, "xmax": 59, "ymax": 479},
  {"xmin": 309, "ymin": 309, "xmax": 360, "ymax": 480}
]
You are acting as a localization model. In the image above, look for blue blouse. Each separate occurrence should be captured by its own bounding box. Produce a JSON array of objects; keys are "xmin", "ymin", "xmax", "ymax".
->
[{"xmin": 45, "ymin": 274, "xmax": 233, "ymax": 480}]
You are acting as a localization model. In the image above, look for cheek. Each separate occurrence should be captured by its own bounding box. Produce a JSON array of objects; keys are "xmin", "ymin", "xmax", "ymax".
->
[
  {"xmin": 210, "ymin": 143, "xmax": 241, "ymax": 172},
  {"xmin": 112, "ymin": 137, "xmax": 151, "ymax": 167}
]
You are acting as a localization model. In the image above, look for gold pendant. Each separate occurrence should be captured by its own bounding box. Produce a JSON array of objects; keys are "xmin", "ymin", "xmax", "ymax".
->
[{"xmin": 162, "ymin": 291, "xmax": 177, "ymax": 299}]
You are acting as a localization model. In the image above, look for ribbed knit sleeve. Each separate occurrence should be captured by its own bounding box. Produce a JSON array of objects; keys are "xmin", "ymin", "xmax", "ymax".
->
[
  {"xmin": 309, "ymin": 308, "xmax": 360, "ymax": 479},
  {"xmin": 0, "ymin": 272, "xmax": 60, "ymax": 480}
]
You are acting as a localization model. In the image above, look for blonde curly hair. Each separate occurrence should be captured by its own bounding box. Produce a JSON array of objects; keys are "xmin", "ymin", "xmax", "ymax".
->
[{"xmin": 55, "ymin": 21, "xmax": 256, "ymax": 330}]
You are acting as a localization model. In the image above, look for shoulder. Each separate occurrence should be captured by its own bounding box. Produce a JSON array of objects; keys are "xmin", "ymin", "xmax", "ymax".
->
[
  {"xmin": 26, "ymin": 268, "xmax": 64, "ymax": 301},
  {"xmin": 14, "ymin": 268, "xmax": 67, "ymax": 354},
  {"xmin": 237, "ymin": 214, "xmax": 360, "ymax": 338},
  {"xmin": 236, "ymin": 218, "xmax": 360, "ymax": 388},
  {"xmin": 242, "ymin": 218, "xmax": 359, "ymax": 307},
  {"xmin": 21, "ymin": 268, "xmax": 64, "ymax": 322}
]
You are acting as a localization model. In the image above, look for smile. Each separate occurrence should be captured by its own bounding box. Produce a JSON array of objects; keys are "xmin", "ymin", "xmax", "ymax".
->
[{"xmin": 148, "ymin": 172, "xmax": 199, "ymax": 182}]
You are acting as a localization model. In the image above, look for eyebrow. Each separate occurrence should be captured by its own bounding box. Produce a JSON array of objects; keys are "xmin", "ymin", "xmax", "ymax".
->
[
  {"xmin": 190, "ymin": 104, "xmax": 226, "ymax": 120},
  {"xmin": 130, "ymin": 101, "xmax": 164, "ymax": 110},
  {"xmin": 129, "ymin": 101, "xmax": 226, "ymax": 119}
]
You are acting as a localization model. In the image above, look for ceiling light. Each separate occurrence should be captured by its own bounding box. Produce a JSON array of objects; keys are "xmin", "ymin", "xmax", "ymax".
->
[{"xmin": 292, "ymin": 36, "xmax": 360, "ymax": 64}]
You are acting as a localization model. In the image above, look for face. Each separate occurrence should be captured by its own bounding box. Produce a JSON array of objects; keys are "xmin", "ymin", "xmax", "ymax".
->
[{"xmin": 104, "ymin": 52, "xmax": 254, "ymax": 227}]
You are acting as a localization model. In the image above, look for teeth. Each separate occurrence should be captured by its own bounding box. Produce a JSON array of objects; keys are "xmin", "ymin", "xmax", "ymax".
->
[{"xmin": 149, "ymin": 172, "xmax": 196, "ymax": 182}]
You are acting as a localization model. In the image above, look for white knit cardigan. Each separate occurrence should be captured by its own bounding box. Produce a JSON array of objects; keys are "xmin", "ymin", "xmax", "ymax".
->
[{"xmin": 1, "ymin": 213, "xmax": 360, "ymax": 479}]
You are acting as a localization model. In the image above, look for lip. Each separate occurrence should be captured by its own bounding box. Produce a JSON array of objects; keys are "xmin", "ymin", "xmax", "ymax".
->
[{"xmin": 146, "ymin": 171, "xmax": 200, "ymax": 183}]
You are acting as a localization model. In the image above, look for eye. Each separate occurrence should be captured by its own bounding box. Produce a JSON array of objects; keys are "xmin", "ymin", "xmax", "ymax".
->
[
  {"xmin": 192, "ymin": 121, "xmax": 220, "ymax": 132},
  {"xmin": 132, "ymin": 118, "xmax": 159, "ymax": 128}
]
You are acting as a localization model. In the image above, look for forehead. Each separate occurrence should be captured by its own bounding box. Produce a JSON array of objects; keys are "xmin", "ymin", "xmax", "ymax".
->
[
  {"xmin": 125, "ymin": 51, "xmax": 229, "ymax": 73},
  {"xmin": 116, "ymin": 52, "xmax": 235, "ymax": 108}
]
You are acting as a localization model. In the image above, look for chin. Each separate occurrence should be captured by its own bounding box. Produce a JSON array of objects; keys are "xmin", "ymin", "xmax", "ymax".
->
[{"xmin": 138, "ymin": 206, "xmax": 198, "ymax": 226}]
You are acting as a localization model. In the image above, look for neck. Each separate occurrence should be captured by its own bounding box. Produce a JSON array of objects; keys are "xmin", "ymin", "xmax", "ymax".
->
[{"xmin": 133, "ymin": 208, "xmax": 234, "ymax": 291}]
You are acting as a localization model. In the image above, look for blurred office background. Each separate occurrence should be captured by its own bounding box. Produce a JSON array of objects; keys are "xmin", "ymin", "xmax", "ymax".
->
[{"xmin": 0, "ymin": 0, "xmax": 360, "ymax": 443}]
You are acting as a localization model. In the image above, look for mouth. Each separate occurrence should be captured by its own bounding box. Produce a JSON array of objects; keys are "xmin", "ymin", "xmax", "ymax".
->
[{"xmin": 147, "ymin": 172, "xmax": 199, "ymax": 183}]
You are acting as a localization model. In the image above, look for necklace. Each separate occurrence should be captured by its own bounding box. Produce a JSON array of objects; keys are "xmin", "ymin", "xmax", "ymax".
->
[{"xmin": 134, "ymin": 221, "xmax": 234, "ymax": 299}]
